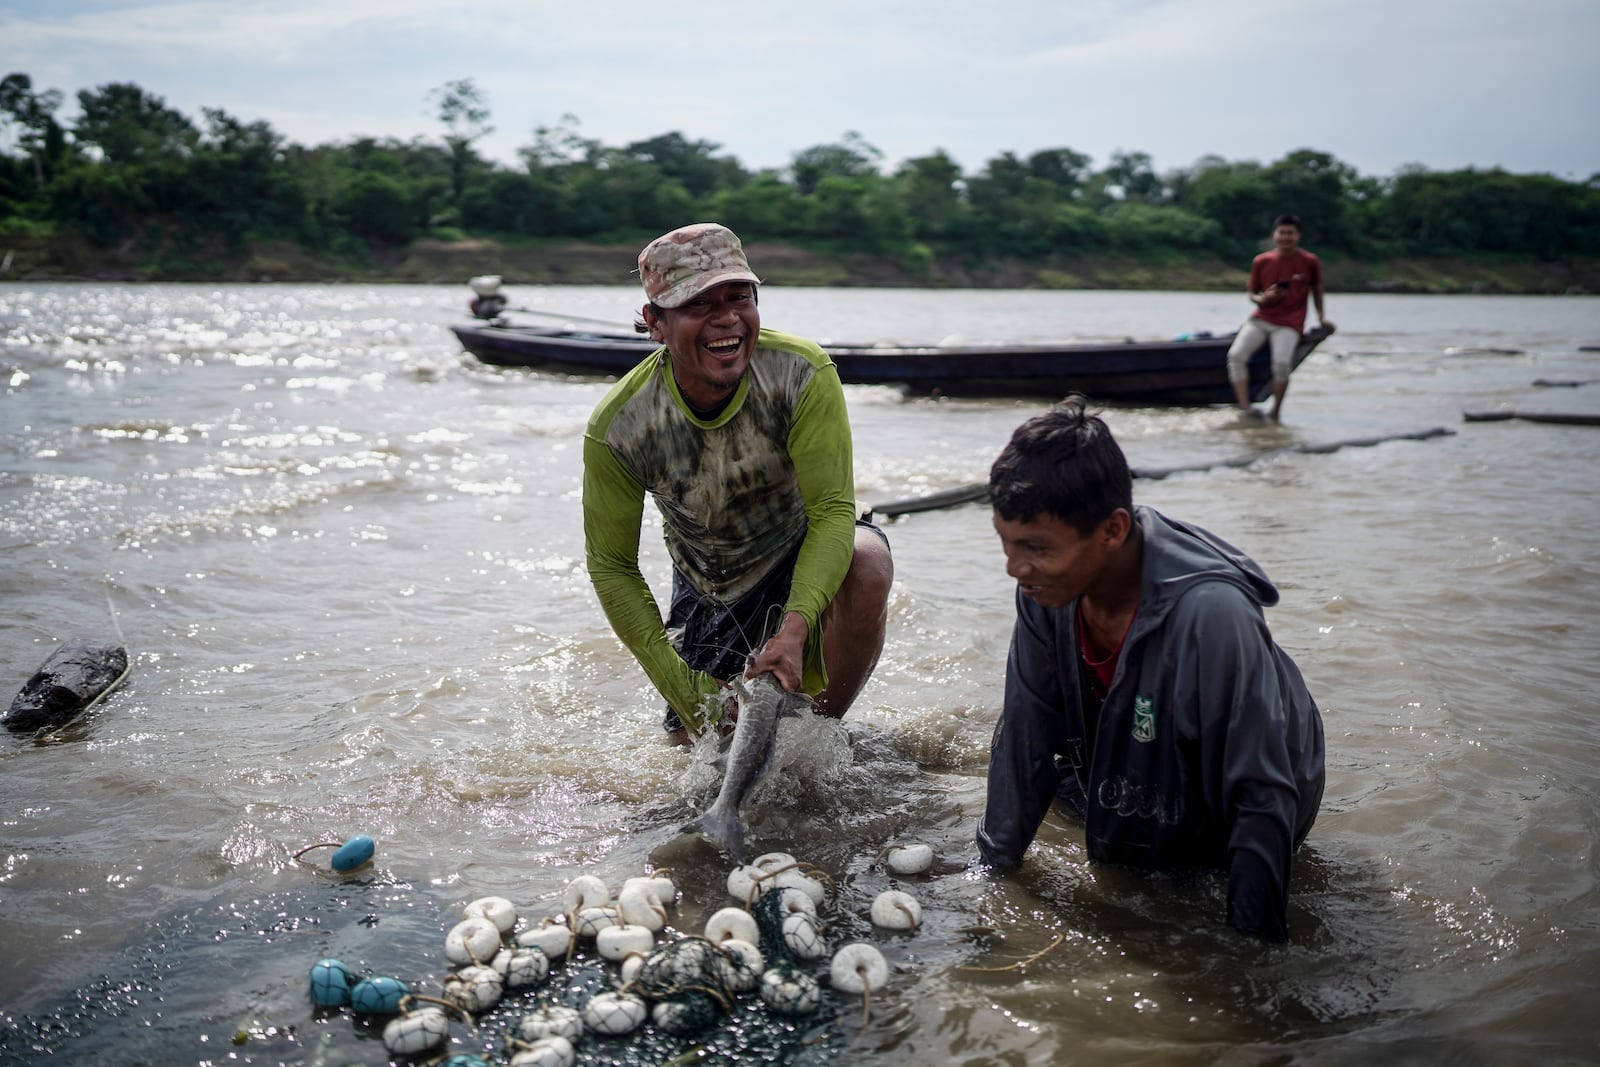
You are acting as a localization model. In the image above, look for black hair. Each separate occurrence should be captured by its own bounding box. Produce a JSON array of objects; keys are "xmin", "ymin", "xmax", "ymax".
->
[
  {"xmin": 1273, "ymin": 213, "xmax": 1302, "ymax": 231},
  {"xmin": 988, "ymin": 395, "xmax": 1132, "ymax": 534},
  {"xmin": 633, "ymin": 304, "xmax": 664, "ymax": 333}
]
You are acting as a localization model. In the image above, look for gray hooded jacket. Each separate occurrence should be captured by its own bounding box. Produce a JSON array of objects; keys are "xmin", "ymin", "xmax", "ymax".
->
[{"xmin": 977, "ymin": 506, "xmax": 1325, "ymax": 939}]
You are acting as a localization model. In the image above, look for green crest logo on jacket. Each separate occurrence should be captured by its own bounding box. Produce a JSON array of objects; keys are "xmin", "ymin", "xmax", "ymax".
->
[{"xmin": 1132, "ymin": 695, "xmax": 1156, "ymax": 743}]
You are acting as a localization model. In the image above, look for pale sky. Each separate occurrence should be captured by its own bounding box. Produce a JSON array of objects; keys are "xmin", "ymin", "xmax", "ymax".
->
[{"xmin": 3, "ymin": 0, "xmax": 1597, "ymax": 181}]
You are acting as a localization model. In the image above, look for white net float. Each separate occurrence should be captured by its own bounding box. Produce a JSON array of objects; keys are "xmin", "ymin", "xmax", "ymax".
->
[
  {"xmin": 726, "ymin": 864, "xmax": 761, "ymax": 901},
  {"xmin": 516, "ymin": 919, "xmax": 571, "ymax": 959},
  {"xmin": 492, "ymin": 946, "xmax": 550, "ymax": 989},
  {"xmin": 643, "ymin": 872, "xmax": 676, "ymax": 904},
  {"xmin": 508, "ymin": 1034, "xmax": 575, "ymax": 1067},
  {"xmin": 572, "ymin": 905, "xmax": 620, "ymax": 939},
  {"xmin": 781, "ymin": 911, "xmax": 828, "ymax": 960},
  {"xmin": 771, "ymin": 869, "xmax": 826, "ymax": 907},
  {"xmin": 771, "ymin": 885, "xmax": 817, "ymax": 917},
  {"xmin": 870, "ymin": 889, "xmax": 922, "ymax": 931},
  {"xmin": 622, "ymin": 873, "xmax": 677, "ymax": 908},
  {"xmin": 562, "ymin": 874, "xmax": 610, "ymax": 914},
  {"xmin": 596, "ymin": 922, "xmax": 654, "ymax": 961},
  {"xmin": 651, "ymin": 997, "xmax": 705, "ymax": 1036},
  {"xmin": 704, "ymin": 906, "xmax": 760, "ymax": 945},
  {"xmin": 714, "ymin": 938, "xmax": 764, "ymax": 993},
  {"xmin": 464, "ymin": 894, "xmax": 519, "ymax": 934},
  {"xmin": 752, "ymin": 852, "xmax": 797, "ymax": 872},
  {"xmin": 443, "ymin": 964, "xmax": 503, "ymax": 1013},
  {"xmin": 620, "ymin": 953, "xmax": 645, "ymax": 984},
  {"xmin": 758, "ymin": 966, "xmax": 822, "ymax": 1015},
  {"xmin": 616, "ymin": 883, "xmax": 667, "ymax": 931},
  {"xmin": 829, "ymin": 942, "xmax": 889, "ymax": 993},
  {"xmin": 515, "ymin": 1004, "xmax": 583, "ymax": 1042},
  {"xmin": 636, "ymin": 939, "xmax": 718, "ymax": 987},
  {"xmin": 883, "ymin": 842, "xmax": 935, "ymax": 875},
  {"xmin": 582, "ymin": 991, "xmax": 647, "ymax": 1036},
  {"xmin": 381, "ymin": 1006, "xmax": 451, "ymax": 1055},
  {"xmin": 444, "ymin": 916, "xmax": 503, "ymax": 965}
]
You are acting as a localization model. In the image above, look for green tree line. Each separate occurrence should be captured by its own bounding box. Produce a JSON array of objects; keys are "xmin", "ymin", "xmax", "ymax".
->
[{"xmin": 3, "ymin": 73, "xmax": 1598, "ymax": 272}]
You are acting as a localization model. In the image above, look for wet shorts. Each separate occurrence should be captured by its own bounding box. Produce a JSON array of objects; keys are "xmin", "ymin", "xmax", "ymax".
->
[{"xmin": 662, "ymin": 518, "xmax": 889, "ymax": 733}]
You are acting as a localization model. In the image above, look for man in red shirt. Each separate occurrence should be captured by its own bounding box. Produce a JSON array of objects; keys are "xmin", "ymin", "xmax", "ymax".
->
[{"xmin": 1225, "ymin": 214, "xmax": 1335, "ymax": 420}]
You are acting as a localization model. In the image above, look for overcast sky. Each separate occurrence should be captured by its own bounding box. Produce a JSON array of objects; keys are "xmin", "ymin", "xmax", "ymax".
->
[{"xmin": 4, "ymin": 0, "xmax": 1597, "ymax": 182}]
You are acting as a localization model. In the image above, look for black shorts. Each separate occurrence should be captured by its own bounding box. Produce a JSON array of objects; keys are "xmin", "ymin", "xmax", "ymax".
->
[{"xmin": 662, "ymin": 518, "xmax": 888, "ymax": 732}]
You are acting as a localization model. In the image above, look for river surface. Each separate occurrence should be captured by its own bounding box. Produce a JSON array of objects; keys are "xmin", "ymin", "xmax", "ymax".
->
[{"xmin": 1, "ymin": 283, "xmax": 1597, "ymax": 1066}]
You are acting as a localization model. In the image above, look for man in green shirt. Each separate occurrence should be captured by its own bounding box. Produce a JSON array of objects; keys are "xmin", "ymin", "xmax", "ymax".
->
[{"xmin": 583, "ymin": 223, "xmax": 893, "ymax": 744}]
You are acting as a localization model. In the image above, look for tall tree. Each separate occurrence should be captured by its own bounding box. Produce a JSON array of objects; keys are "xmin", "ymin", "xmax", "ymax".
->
[
  {"xmin": 893, "ymin": 150, "xmax": 965, "ymax": 238},
  {"xmin": 1099, "ymin": 149, "xmax": 1160, "ymax": 202},
  {"xmin": 74, "ymin": 82, "xmax": 197, "ymax": 165},
  {"xmin": 790, "ymin": 132, "xmax": 882, "ymax": 196},
  {"xmin": 428, "ymin": 78, "xmax": 493, "ymax": 207},
  {"xmin": 193, "ymin": 107, "xmax": 303, "ymax": 240},
  {"xmin": 622, "ymin": 131, "xmax": 744, "ymax": 198},
  {"xmin": 1263, "ymin": 149, "xmax": 1356, "ymax": 249},
  {"xmin": 519, "ymin": 113, "xmax": 598, "ymax": 169},
  {"xmin": 1, "ymin": 72, "xmax": 65, "ymax": 188},
  {"xmin": 1026, "ymin": 147, "xmax": 1092, "ymax": 196}
]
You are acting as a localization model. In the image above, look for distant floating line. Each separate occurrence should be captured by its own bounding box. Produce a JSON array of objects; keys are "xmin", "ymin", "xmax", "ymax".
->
[
  {"xmin": 869, "ymin": 427, "xmax": 1455, "ymax": 518},
  {"xmin": 1462, "ymin": 409, "xmax": 1600, "ymax": 427}
]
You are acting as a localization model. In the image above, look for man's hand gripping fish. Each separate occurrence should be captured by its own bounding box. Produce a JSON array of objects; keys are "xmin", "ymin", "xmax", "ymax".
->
[{"xmin": 681, "ymin": 672, "xmax": 812, "ymax": 863}]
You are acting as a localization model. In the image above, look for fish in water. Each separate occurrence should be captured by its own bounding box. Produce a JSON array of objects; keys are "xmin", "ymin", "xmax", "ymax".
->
[
  {"xmin": 5, "ymin": 639, "xmax": 129, "ymax": 732},
  {"xmin": 682, "ymin": 672, "xmax": 812, "ymax": 863}
]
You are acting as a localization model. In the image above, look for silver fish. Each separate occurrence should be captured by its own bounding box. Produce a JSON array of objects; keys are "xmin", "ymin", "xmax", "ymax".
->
[{"xmin": 681, "ymin": 672, "xmax": 811, "ymax": 863}]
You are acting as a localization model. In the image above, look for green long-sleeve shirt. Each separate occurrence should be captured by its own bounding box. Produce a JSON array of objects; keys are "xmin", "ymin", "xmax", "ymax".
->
[{"xmin": 582, "ymin": 329, "xmax": 858, "ymax": 733}]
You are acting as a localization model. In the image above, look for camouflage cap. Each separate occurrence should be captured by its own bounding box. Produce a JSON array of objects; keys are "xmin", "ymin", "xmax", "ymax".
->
[{"xmin": 638, "ymin": 223, "xmax": 760, "ymax": 309}]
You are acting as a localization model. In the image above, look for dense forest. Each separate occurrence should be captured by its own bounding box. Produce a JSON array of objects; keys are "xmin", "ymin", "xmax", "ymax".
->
[{"xmin": 2, "ymin": 73, "xmax": 1598, "ymax": 289}]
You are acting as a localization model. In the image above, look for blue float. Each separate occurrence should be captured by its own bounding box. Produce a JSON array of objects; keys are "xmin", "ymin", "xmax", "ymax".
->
[
  {"xmin": 308, "ymin": 957, "xmax": 355, "ymax": 1008},
  {"xmin": 349, "ymin": 975, "xmax": 407, "ymax": 1014},
  {"xmin": 330, "ymin": 835, "xmax": 375, "ymax": 871}
]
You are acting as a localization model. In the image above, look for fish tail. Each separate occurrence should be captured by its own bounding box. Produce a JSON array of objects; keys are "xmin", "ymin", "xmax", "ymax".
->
[{"xmin": 682, "ymin": 808, "xmax": 747, "ymax": 864}]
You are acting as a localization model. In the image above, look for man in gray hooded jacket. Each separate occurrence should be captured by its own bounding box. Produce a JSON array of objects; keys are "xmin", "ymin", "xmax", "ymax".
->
[{"xmin": 977, "ymin": 397, "xmax": 1324, "ymax": 940}]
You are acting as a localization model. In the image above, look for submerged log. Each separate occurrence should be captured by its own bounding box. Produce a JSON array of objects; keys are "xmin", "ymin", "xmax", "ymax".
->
[{"xmin": 5, "ymin": 639, "xmax": 129, "ymax": 732}]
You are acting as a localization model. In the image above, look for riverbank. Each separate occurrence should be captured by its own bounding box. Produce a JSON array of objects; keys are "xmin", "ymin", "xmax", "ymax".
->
[{"xmin": 2, "ymin": 231, "xmax": 1596, "ymax": 294}]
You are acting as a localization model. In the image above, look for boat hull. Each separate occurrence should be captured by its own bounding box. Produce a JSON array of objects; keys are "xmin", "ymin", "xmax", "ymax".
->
[{"xmin": 450, "ymin": 323, "xmax": 1329, "ymax": 406}]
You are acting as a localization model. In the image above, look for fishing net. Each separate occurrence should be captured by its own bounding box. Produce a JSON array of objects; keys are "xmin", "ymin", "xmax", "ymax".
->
[
  {"xmin": 626, "ymin": 935, "xmax": 736, "ymax": 1032},
  {"xmin": 753, "ymin": 883, "xmax": 801, "ymax": 965},
  {"xmin": 0, "ymin": 881, "xmax": 850, "ymax": 1066}
]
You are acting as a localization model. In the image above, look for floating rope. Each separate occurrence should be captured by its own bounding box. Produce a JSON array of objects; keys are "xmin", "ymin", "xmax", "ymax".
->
[
  {"xmin": 869, "ymin": 426, "xmax": 1456, "ymax": 516},
  {"xmin": 29, "ymin": 583, "xmax": 133, "ymax": 741},
  {"xmin": 291, "ymin": 835, "xmax": 375, "ymax": 873},
  {"xmin": 397, "ymin": 992, "xmax": 474, "ymax": 1027},
  {"xmin": 955, "ymin": 932, "xmax": 1065, "ymax": 973},
  {"xmin": 1463, "ymin": 409, "xmax": 1600, "ymax": 426}
]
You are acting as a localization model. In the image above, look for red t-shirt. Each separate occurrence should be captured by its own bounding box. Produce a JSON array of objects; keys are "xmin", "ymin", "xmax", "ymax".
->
[
  {"xmin": 1248, "ymin": 248, "xmax": 1321, "ymax": 332},
  {"xmin": 1078, "ymin": 604, "xmax": 1131, "ymax": 699}
]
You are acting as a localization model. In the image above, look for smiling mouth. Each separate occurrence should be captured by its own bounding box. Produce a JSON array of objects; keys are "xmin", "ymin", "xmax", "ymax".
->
[{"xmin": 704, "ymin": 337, "xmax": 743, "ymax": 356}]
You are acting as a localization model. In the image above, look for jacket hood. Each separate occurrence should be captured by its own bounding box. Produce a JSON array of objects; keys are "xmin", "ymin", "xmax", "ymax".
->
[{"xmin": 1130, "ymin": 506, "xmax": 1279, "ymax": 637}]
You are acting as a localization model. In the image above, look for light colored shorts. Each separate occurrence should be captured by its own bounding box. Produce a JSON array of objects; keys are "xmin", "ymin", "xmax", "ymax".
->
[{"xmin": 1226, "ymin": 319, "xmax": 1300, "ymax": 384}]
